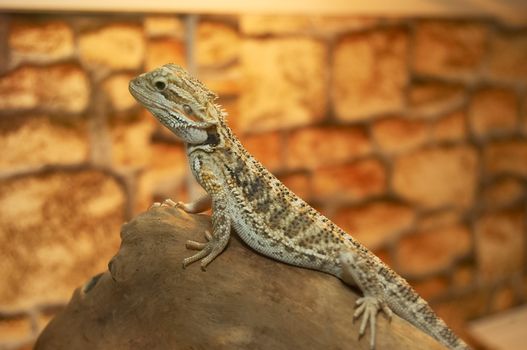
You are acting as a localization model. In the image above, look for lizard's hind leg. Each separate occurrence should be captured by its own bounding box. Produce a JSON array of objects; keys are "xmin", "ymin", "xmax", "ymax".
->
[{"xmin": 339, "ymin": 251, "xmax": 393, "ymax": 350}]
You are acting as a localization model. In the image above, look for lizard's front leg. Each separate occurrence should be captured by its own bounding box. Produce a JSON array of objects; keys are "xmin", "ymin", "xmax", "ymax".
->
[
  {"xmin": 340, "ymin": 250, "xmax": 393, "ymax": 350},
  {"xmin": 182, "ymin": 169, "xmax": 231, "ymax": 270}
]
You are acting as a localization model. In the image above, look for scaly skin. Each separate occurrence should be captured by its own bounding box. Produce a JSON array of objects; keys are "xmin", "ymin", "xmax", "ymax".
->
[{"xmin": 129, "ymin": 64, "xmax": 470, "ymax": 350}]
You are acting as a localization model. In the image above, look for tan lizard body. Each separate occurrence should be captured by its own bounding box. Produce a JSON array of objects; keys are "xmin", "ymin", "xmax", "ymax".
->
[{"xmin": 129, "ymin": 64, "xmax": 470, "ymax": 350}]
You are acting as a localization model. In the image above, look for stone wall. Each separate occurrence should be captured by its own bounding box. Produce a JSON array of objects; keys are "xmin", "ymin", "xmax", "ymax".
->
[{"xmin": 0, "ymin": 12, "xmax": 526, "ymax": 348}]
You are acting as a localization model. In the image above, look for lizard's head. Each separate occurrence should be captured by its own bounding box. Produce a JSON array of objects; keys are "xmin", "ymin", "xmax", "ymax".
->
[{"xmin": 129, "ymin": 64, "xmax": 223, "ymax": 144}]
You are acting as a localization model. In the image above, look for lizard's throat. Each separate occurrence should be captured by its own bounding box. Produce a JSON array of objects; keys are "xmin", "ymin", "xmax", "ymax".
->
[
  {"xmin": 203, "ymin": 130, "xmax": 220, "ymax": 147},
  {"xmin": 163, "ymin": 121, "xmax": 209, "ymax": 145}
]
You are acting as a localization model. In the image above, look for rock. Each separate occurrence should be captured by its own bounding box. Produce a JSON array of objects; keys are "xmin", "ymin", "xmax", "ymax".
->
[
  {"xmin": 0, "ymin": 170, "xmax": 125, "ymax": 309},
  {"xmin": 332, "ymin": 28, "xmax": 409, "ymax": 121},
  {"xmin": 333, "ymin": 201, "xmax": 415, "ymax": 250},
  {"xmin": 0, "ymin": 115, "xmax": 88, "ymax": 170},
  {"xmin": 412, "ymin": 21, "xmax": 488, "ymax": 80},
  {"xmin": 78, "ymin": 24, "xmax": 144, "ymax": 70},
  {"xmin": 145, "ymin": 37, "xmax": 186, "ymax": 72},
  {"xmin": 240, "ymin": 38, "xmax": 327, "ymax": 132},
  {"xmin": 35, "ymin": 207, "xmax": 446, "ymax": 350},
  {"xmin": 372, "ymin": 117, "xmax": 428, "ymax": 154},
  {"xmin": 285, "ymin": 126, "xmax": 371, "ymax": 170},
  {"xmin": 312, "ymin": 158, "xmax": 386, "ymax": 202},
  {"xmin": 103, "ymin": 73, "xmax": 139, "ymax": 112},
  {"xmin": 393, "ymin": 146, "xmax": 478, "ymax": 209},
  {"xmin": 487, "ymin": 30, "xmax": 527, "ymax": 82},
  {"xmin": 241, "ymin": 131, "xmax": 283, "ymax": 172},
  {"xmin": 0, "ymin": 64, "xmax": 89, "ymax": 113},
  {"xmin": 8, "ymin": 20, "xmax": 74, "ymax": 65},
  {"xmin": 468, "ymin": 87, "xmax": 519, "ymax": 138}
]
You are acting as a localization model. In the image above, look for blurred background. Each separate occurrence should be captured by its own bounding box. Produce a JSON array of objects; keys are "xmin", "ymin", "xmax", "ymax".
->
[{"xmin": 0, "ymin": 1, "xmax": 526, "ymax": 349}]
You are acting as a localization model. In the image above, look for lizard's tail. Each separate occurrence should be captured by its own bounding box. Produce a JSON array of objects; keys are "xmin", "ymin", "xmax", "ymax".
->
[
  {"xmin": 391, "ymin": 291, "xmax": 470, "ymax": 350},
  {"xmin": 339, "ymin": 250, "xmax": 470, "ymax": 349}
]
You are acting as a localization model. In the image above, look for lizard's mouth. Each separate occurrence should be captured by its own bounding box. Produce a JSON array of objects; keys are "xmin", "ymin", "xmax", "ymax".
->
[
  {"xmin": 129, "ymin": 78, "xmax": 211, "ymax": 144},
  {"xmin": 129, "ymin": 79, "xmax": 213, "ymax": 130}
]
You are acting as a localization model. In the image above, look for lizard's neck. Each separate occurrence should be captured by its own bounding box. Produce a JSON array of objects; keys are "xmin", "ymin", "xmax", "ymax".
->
[{"xmin": 185, "ymin": 119, "xmax": 239, "ymax": 155}]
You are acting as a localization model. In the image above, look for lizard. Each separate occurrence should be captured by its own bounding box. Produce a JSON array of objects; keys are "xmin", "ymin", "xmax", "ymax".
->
[{"xmin": 128, "ymin": 63, "xmax": 470, "ymax": 350}]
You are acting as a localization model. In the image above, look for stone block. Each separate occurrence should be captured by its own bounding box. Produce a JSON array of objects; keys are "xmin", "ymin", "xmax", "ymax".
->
[
  {"xmin": 397, "ymin": 224, "xmax": 471, "ymax": 276},
  {"xmin": 242, "ymin": 131, "xmax": 283, "ymax": 172},
  {"xmin": 432, "ymin": 110, "xmax": 467, "ymax": 143},
  {"xmin": 144, "ymin": 16, "xmax": 184, "ymax": 38},
  {"xmin": 372, "ymin": 117, "xmax": 428, "ymax": 154},
  {"xmin": 408, "ymin": 80, "xmax": 466, "ymax": 118},
  {"xmin": 8, "ymin": 21, "xmax": 74, "ymax": 65},
  {"xmin": 373, "ymin": 248, "xmax": 394, "ymax": 266},
  {"xmin": 413, "ymin": 21, "xmax": 488, "ymax": 79},
  {"xmin": 393, "ymin": 146, "xmax": 478, "ymax": 209},
  {"xmin": 475, "ymin": 209, "xmax": 525, "ymax": 282},
  {"xmin": 285, "ymin": 126, "xmax": 370, "ymax": 170},
  {"xmin": 483, "ymin": 177, "xmax": 524, "ymax": 209},
  {"xmin": 241, "ymin": 15, "xmax": 379, "ymax": 36},
  {"xmin": 0, "ymin": 316, "xmax": 32, "ymax": 343},
  {"xmin": 484, "ymin": 140, "xmax": 527, "ymax": 176},
  {"xmin": 111, "ymin": 116, "xmax": 155, "ymax": 168},
  {"xmin": 452, "ymin": 265, "xmax": 474, "ymax": 289},
  {"xmin": 332, "ymin": 201, "xmax": 415, "ymax": 250},
  {"xmin": 411, "ymin": 276, "xmax": 449, "ymax": 301},
  {"xmin": 487, "ymin": 30, "xmax": 527, "ymax": 82},
  {"xmin": 333, "ymin": 28, "xmax": 408, "ymax": 121},
  {"xmin": 0, "ymin": 116, "xmax": 88, "ymax": 170},
  {"xmin": 136, "ymin": 143, "xmax": 188, "ymax": 212},
  {"xmin": 417, "ymin": 209, "xmax": 461, "ymax": 232},
  {"xmin": 469, "ymin": 87, "xmax": 519, "ymax": 138},
  {"xmin": 145, "ymin": 37, "xmax": 186, "ymax": 72},
  {"xmin": 197, "ymin": 21, "xmax": 240, "ymax": 67},
  {"xmin": 240, "ymin": 38, "xmax": 327, "ymax": 132},
  {"xmin": 79, "ymin": 24, "xmax": 144, "ymax": 70},
  {"xmin": 0, "ymin": 64, "xmax": 89, "ymax": 113},
  {"xmin": 312, "ymin": 158, "xmax": 386, "ymax": 201},
  {"xmin": 278, "ymin": 172, "xmax": 311, "ymax": 200},
  {"xmin": 433, "ymin": 289, "xmax": 490, "ymax": 340},
  {"xmin": 103, "ymin": 73, "xmax": 138, "ymax": 112},
  {"xmin": 489, "ymin": 284, "xmax": 516, "ymax": 313},
  {"xmin": 200, "ymin": 65, "xmax": 241, "ymax": 97},
  {"xmin": 0, "ymin": 170, "xmax": 125, "ymax": 309}
]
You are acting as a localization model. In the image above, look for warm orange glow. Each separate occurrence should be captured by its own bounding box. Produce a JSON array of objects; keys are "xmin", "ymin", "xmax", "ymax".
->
[{"xmin": 0, "ymin": 0, "xmax": 526, "ymax": 23}]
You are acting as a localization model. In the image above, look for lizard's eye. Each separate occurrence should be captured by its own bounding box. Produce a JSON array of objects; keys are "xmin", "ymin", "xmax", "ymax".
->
[
  {"xmin": 183, "ymin": 104, "xmax": 193, "ymax": 115},
  {"xmin": 154, "ymin": 79, "xmax": 167, "ymax": 91}
]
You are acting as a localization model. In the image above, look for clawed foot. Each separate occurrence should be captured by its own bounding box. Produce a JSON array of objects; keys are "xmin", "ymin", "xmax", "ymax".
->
[
  {"xmin": 182, "ymin": 230, "xmax": 229, "ymax": 270},
  {"xmin": 353, "ymin": 296, "xmax": 393, "ymax": 350},
  {"xmin": 151, "ymin": 196, "xmax": 211, "ymax": 214},
  {"xmin": 150, "ymin": 198, "xmax": 180, "ymax": 209}
]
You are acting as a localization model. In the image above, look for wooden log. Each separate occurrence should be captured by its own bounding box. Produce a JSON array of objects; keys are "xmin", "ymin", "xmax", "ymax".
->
[{"xmin": 35, "ymin": 206, "xmax": 447, "ymax": 350}]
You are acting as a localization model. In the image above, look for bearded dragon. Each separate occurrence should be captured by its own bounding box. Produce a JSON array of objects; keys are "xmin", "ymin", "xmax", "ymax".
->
[{"xmin": 129, "ymin": 64, "xmax": 469, "ymax": 350}]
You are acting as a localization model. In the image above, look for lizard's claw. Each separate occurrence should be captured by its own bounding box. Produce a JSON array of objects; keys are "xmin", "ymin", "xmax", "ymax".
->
[
  {"xmin": 185, "ymin": 230, "xmax": 213, "ymax": 250},
  {"xmin": 182, "ymin": 230, "xmax": 228, "ymax": 271},
  {"xmin": 163, "ymin": 198, "xmax": 179, "ymax": 207},
  {"xmin": 353, "ymin": 296, "xmax": 392, "ymax": 350},
  {"xmin": 150, "ymin": 198, "xmax": 179, "ymax": 210}
]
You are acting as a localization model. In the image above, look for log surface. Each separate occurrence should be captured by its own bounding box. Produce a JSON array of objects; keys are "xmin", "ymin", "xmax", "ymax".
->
[{"xmin": 35, "ymin": 206, "xmax": 446, "ymax": 350}]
